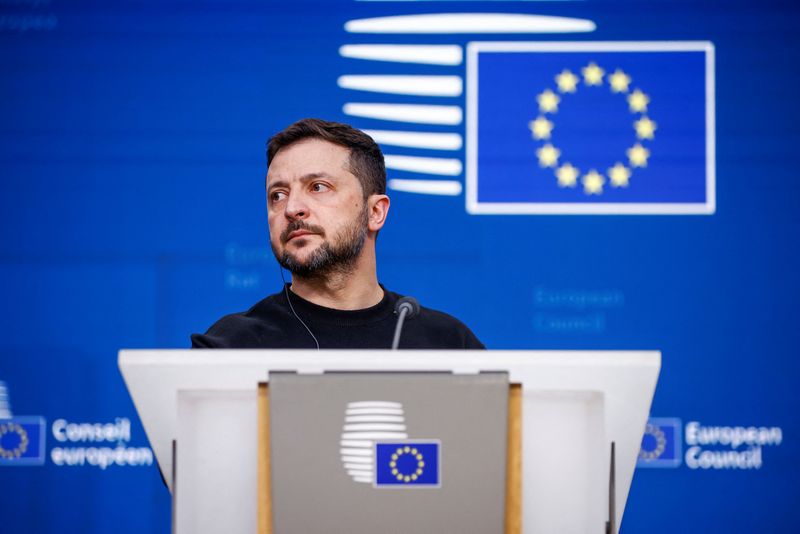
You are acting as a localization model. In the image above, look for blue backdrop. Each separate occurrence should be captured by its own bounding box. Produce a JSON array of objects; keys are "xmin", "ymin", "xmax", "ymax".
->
[{"xmin": 1, "ymin": 0, "xmax": 798, "ymax": 532}]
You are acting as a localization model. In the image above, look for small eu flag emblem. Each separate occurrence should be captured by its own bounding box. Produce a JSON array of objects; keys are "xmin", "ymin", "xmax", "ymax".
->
[
  {"xmin": 0, "ymin": 416, "xmax": 46, "ymax": 466},
  {"xmin": 637, "ymin": 417, "xmax": 682, "ymax": 468},
  {"xmin": 374, "ymin": 441, "xmax": 440, "ymax": 487}
]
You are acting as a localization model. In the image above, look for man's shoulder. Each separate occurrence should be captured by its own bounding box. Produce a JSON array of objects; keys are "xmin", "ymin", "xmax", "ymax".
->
[
  {"xmin": 190, "ymin": 292, "xmax": 291, "ymax": 348},
  {"xmin": 386, "ymin": 290, "xmax": 485, "ymax": 349},
  {"xmin": 418, "ymin": 304, "xmax": 469, "ymax": 329}
]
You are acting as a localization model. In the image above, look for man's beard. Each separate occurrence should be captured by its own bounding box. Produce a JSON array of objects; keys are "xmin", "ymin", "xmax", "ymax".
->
[{"xmin": 271, "ymin": 205, "xmax": 369, "ymax": 279}]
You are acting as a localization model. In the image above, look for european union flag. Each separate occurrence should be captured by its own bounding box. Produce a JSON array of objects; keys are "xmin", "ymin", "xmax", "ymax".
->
[
  {"xmin": 0, "ymin": 416, "xmax": 46, "ymax": 466},
  {"xmin": 375, "ymin": 441, "xmax": 440, "ymax": 487},
  {"xmin": 637, "ymin": 417, "xmax": 682, "ymax": 468},
  {"xmin": 466, "ymin": 42, "xmax": 714, "ymax": 214}
]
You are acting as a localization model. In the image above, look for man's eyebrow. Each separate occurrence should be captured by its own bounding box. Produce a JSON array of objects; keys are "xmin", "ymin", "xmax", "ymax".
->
[
  {"xmin": 266, "ymin": 178, "xmax": 289, "ymax": 192},
  {"xmin": 267, "ymin": 172, "xmax": 334, "ymax": 191}
]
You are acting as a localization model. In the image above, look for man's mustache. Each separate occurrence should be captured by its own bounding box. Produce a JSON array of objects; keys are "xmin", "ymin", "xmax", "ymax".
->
[{"xmin": 281, "ymin": 221, "xmax": 326, "ymax": 243}]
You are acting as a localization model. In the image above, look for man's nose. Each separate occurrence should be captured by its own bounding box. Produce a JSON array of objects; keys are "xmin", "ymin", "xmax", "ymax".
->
[{"xmin": 284, "ymin": 190, "xmax": 309, "ymax": 220}]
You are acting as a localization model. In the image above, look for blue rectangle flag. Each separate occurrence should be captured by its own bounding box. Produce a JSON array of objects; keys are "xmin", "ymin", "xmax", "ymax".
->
[
  {"xmin": 374, "ymin": 441, "xmax": 440, "ymax": 487},
  {"xmin": 0, "ymin": 416, "xmax": 46, "ymax": 466},
  {"xmin": 466, "ymin": 42, "xmax": 714, "ymax": 214}
]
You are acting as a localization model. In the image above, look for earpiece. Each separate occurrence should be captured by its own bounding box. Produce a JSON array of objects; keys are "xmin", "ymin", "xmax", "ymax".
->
[{"xmin": 279, "ymin": 266, "xmax": 320, "ymax": 350}]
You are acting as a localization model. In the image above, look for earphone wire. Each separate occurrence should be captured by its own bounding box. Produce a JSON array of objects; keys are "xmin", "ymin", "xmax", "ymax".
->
[{"xmin": 279, "ymin": 265, "xmax": 320, "ymax": 350}]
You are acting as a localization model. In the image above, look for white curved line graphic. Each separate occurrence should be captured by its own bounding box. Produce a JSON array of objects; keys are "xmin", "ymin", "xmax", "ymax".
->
[
  {"xmin": 343, "ymin": 423, "xmax": 408, "ymax": 432},
  {"xmin": 341, "ymin": 431, "xmax": 409, "ymax": 440},
  {"xmin": 346, "ymin": 407, "xmax": 404, "ymax": 415},
  {"xmin": 344, "ymin": 415, "xmax": 406, "ymax": 423},
  {"xmin": 341, "ymin": 439, "xmax": 375, "ymax": 447},
  {"xmin": 385, "ymin": 155, "xmax": 462, "ymax": 176},
  {"xmin": 347, "ymin": 401, "xmax": 402, "ymax": 409},
  {"xmin": 338, "ymin": 75, "xmax": 462, "ymax": 96},
  {"xmin": 341, "ymin": 456, "xmax": 373, "ymax": 464},
  {"xmin": 339, "ymin": 44, "xmax": 463, "ymax": 65},
  {"xmin": 345, "ymin": 13, "xmax": 596, "ymax": 34},
  {"xmin": 344, "ymin": 463, "xmax": 372, "ymax": 472},
  {"xmin": 344, "ymin": 103, "xmax": 462, "ymax": 125},
  {"xmin": 364, "ymin": 130, "xmax": 462, "ymax": 150},
  {"xmin": 388, "ymin": 179, "xmax": 463, "ymax": 196},
  {"xmin": 340, "ymin": 448, "xmax": 374, "ymax": 456}
]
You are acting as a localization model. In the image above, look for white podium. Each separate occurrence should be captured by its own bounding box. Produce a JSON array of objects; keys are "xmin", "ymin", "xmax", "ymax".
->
[{"xmin": 119, "ymin": 350, "xmax": 660, "ymax": 534}]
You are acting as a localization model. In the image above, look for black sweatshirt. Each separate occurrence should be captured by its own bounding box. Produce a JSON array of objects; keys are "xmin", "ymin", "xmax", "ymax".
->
[{"xmin": 191, "ymin": 285, "xmax": 485, "ymax": 350}]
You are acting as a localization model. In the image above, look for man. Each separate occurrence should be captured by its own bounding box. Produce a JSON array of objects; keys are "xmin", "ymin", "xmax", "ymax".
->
[{"xmin": 191, "ymin": 118, "xmax": 484, "ymax": 349}]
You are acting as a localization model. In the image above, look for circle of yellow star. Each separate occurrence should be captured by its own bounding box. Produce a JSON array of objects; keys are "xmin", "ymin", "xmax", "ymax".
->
[
  {"xmin": 0, "ymin": 422, "xmax": 29, "ymax": 459},
  {"xmin": 390, "ymin": 446, "xmax": 426, "ymax": 483},
  {"xmin": 537, "ymin": 89, "xmax": 560, "ymax": 113},
  {"xmin": 536, "ymin": 144, "xmax": 560, "ymax": 168},
  {"xmin": 582, "ymin": 62, "xmax": 605, "ymax": 86},
  {"xmin": 627, "ymin": 89, "xmax": 650, "ymax": 112},
  {"xmin": 607, "ymin": 163, "xmax": 632, "ymax": 187},
  {"xmin": 555, "ymin": 69, "xmax": 579, "ymax": 93},
  {"xmin": 608, "ymin": 69, "xmax": 632, "ymax": 93},
  {"xmin": 627, "ymin": 144, "xmax": 650, "ymax": 167},
  {"xmin": 634, "ymin": 117, "xmax": 657, "ymax": 140},
  {"xmin": 555, "ymin": 163, "xmax": 579, "ymax": 188},
  {"xmin": 529, "ymin": 62, "xmax": 656, "ymax": 196},
  {"xmin": 528, "ymin": 116, "xmax": 554, "ymax": 140},
  {"xmin": 582, "ymin": 170, "xmax": 605, "ymax": 195}
]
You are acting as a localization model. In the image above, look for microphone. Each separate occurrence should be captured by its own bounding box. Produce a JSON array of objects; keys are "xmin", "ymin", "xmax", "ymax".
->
[{"xmin": 391, "ymin": 296, "xmax": 420, "ymax": 350}]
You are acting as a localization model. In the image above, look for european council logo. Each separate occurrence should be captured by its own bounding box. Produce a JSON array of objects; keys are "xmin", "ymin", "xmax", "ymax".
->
[
  {"xmin": 466, "ymin": 41, "xmax": 715, "ymax": 215},
  {"xmin": 0, "ymin": 417, "xmax": 46, "ymax": 466},
  {"xmin": 339, "ymin": 401, "xmax": 441, "ymax": 488},
  {"xmin": 637, "ymin": 417, "xmax": 682, "ymax": 468},
  {"xmin": 0, "ymin": 380, "xmax": 46, "ymax": 466}
]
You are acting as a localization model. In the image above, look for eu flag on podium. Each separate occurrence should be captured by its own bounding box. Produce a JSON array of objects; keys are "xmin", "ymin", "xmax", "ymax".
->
[
  {"xmin": 375, "ymin": 441, "xmax": 440, "ymax": 487},
  {"xmin": 466, "ymin": 42, "xmax": 714, "ymax": 214}
]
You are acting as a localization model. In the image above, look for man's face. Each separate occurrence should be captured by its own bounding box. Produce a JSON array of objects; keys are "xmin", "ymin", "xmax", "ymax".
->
[{"xmin": 266, "ymin": 138, "xmax": 369, "ymax": 278}]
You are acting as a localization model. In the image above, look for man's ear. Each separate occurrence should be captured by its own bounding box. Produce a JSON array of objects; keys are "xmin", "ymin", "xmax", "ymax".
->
[{"xmin": 367, "ymin": 194, "xmax": 390, "ymax": 232}]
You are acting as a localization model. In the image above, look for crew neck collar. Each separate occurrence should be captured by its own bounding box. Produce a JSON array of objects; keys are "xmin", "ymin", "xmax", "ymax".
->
[{"xmin": 281, "ymin": 283, "xmax": 396, "ymax": 326}]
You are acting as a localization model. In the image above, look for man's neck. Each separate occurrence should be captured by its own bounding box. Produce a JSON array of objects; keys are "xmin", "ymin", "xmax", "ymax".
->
[{"xmin": 289, "ymin": 267, "xmax": 383, "ymax": 311}]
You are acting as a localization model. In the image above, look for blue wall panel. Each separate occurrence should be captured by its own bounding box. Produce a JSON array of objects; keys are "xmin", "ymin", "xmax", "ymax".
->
[{"xmin": 1, "ymin": 1, "xmax": 798, "ymax": 532}]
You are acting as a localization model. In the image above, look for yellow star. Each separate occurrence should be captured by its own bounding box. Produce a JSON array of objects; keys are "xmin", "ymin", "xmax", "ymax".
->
[
  {"xmin": 536, "ymin": 144, "xmax": 560, "ymax": 168},
  {"xmin": 608, "ymin": 69, "xmax": 631, "ymax": 93},
  {"xmin": 607, "ymin": 163, "xmax": 631, "ymax": 187},
  {"xmin": 528, "ymin": 116, "xmax": 554, "ymax": 140},
  {"xmin": 555, "ymin": 69, "xmax": 579, "ymax": 93},
  {"xmin": 555, "ymin": 163, "xmax": 579, "ymax": 187},
  {"xmin": 537, "ymin": 89, "xmax": 560, "ymax": 113},
  {"xmin": 627, "ymin": 89, "xmax": 650, "ymax": 112},
  {"xmin": 634, "ymin": 117, "xmax": 657, "ymax": 140},
  {"xmin": 582, "ymin": 62, "xmax": 605, "ymax": 86},
  {"xmin": 627, "ymin": 144, "xmax": 650, "ymax": 168},
  {"xmin": 582, "ymin": 170, "xmax": 605, "ymax": 195}
]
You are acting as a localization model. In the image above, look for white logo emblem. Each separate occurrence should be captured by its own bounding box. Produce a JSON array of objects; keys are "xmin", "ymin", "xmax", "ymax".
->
[{"xmin": 340, "ymin": 401, "xmax": 408, "ymax": 484}]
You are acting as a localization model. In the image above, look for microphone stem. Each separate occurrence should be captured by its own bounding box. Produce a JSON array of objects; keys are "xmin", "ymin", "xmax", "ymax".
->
[{"xmin": 391, "ymin": 307, "xmax": 410, "ymax": 350}]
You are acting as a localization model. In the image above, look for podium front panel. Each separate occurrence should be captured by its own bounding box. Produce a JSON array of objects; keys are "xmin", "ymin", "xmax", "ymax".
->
[{"xmin": 269, "ymin": 372, "xmax": 509, "ymax": 534}]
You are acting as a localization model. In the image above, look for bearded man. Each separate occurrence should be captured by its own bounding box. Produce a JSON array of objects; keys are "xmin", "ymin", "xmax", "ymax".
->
[{"xmin": 191, "ymin": 118, "xmax": 484, "ymax": 349}]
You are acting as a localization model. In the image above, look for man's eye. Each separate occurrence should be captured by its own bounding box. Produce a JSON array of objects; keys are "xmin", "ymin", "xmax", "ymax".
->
[
  {"xmin": 270, "ymin": 191, "xmax": 286, "ymax": 202},
  {"xmin": 311, "ymin": 182, "xmax": 330, "ymax": 193}
]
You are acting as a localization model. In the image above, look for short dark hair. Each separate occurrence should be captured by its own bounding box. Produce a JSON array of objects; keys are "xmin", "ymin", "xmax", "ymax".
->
[{"xmin": 267, "ymin": 118, "xmax": 386, "ymax": 198}]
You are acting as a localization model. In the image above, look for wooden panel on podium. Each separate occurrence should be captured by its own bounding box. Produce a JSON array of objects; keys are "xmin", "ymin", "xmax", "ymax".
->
[
  {"xmin": 505, "ymin": 383, "xmax": 523, "ymax": 534},
  {"xmin": 256, "ymin": 381, "xmax": 522, "ymax": 534},
  {"xmin": 257, "ymin": 383, "xmax": 271, "ymax": 534}
]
